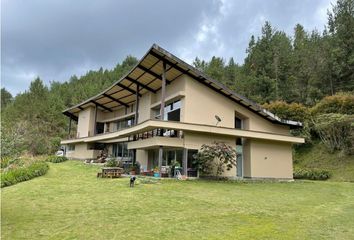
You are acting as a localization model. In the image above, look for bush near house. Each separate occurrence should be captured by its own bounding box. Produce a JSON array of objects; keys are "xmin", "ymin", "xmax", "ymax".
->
[
  {"xmin": 312, "ymin": 113, "xmax": 354, "ymax": 154},
  {"xmin": 310, "ymin": 92, "xmax": 354, "ymax": 115},
  {"xmin": 194, "ymin": 142, "xmax": 237, "ymax": 177},
  {"xmin": 262, "ymin": 101, "xmax": 310, "ymax": 122},
  {"xmin": 1, "ymin": 161, "xmax": 49, "ymax": 188},
  {"xmin": 46, "ymin": 155, "xmax": 68, "ymax": 163},
  {"xmin": 293, "ymin": 168, "xmax": 331, "ymax": 180}
]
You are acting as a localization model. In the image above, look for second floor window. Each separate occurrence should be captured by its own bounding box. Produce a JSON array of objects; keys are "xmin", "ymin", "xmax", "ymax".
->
[
  {"xmin": 235, "ymin": 117, "xmax": 242, "ymax": 129},
  {"xmin": 154, "ymin": 99, "xmax": 181, "ymax": 121},
  {"xmin": 111, "ymin": 117, "xmax": 135, "ymax": 132}
]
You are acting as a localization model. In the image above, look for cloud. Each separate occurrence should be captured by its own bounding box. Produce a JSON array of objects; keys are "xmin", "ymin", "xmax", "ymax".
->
[{"xmin": 1, "ymin": 0, "xmax": 333, "ymax": 95}]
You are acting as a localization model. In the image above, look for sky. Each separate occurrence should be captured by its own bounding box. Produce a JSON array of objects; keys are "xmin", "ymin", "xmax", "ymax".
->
[{"xmin": 1, "ymin": 0, "xmax": 333, "ymax": 95}]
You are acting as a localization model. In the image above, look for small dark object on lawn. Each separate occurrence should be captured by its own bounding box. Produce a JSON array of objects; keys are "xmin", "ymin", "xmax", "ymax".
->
[{"xmin": 130, "ymin": 176, "xmax": 136, "ymax": 187}]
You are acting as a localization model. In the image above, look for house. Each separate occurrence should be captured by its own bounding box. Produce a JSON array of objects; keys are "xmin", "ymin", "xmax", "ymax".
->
[{"xmin": 60, "ymin": 44, "xmax": 304, "ymax": 179}]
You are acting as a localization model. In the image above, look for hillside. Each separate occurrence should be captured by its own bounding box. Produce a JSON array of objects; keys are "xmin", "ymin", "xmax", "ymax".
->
[{"xmin": 294, "ymin": 143, "xmax": 354, "ymax": 182}]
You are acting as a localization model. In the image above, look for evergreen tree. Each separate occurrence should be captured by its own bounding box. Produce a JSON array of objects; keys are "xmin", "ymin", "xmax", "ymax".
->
[{"xmin": 1, "ymin": 88, "xmax": 13, "ymax": 109}]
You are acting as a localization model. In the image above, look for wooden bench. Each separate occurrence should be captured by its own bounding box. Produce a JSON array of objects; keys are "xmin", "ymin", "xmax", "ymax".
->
[{"xmin": 98, "ymin": 167, "xmax": 123, "ymax": 178}]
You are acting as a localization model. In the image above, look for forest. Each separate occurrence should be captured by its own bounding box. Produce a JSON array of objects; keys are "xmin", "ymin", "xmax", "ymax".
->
[{"xmin": 1, "ymin": 0, "xmax": 353, "ymax": 158}]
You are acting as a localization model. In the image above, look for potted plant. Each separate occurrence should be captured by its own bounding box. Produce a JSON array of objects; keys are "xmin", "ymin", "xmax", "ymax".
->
[{"xmin": 153, "ymin": 166, "xmax": 160, "ymax": 177}]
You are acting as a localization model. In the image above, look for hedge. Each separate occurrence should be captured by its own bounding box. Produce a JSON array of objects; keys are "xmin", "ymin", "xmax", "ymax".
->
[
  {"xmin": 46, "ymin": 155, "xmax": 68, "ymax": 163},
  {"xmin": 1, "ymin": 161, "xmax": 49, "ymax": 188},
  {"xmin": 293, "ymin": 168, "xmax": 331, "ymax": 180}
]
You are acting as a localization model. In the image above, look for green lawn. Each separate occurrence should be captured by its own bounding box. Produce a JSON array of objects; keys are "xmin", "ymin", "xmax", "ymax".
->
[{"xmin": 2, "ymin": 161, "xmax": 354, "ymax": 240}]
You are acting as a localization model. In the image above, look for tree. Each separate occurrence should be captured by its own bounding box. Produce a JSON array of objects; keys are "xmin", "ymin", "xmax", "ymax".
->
[
  {"xmin": 194, "ymin": 142, "xmax": 238, "ymax": 177},
  {"xmin": 1, "ymin": 88, "xmax": 13, "ymax": 109},
  {"xmin": 327, "ymin": 0, "xmax": 354, "ymax": 93}
]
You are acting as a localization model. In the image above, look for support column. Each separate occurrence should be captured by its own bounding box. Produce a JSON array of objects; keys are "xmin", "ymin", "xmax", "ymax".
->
[
  {"xmin": 94, "ymin": 104, "xmax": 98, "ymax": 136},
  {"xmin": 135, "ymin": 83, "xmax": 140, "ymax": 124},
  {"xmin": 182, "ymin": 148, "xmax": 188, "ymax": 176},
  {"xmin": 158, "ymin": 146, "xmax": 163, "ymax": 175},
  {"xmin": 68, "ymin": 117, "xmax": 72, "ymax": 138},
  {"xmin": 159, "ymin": 62, "xmax": 167, "ymax": 120}
]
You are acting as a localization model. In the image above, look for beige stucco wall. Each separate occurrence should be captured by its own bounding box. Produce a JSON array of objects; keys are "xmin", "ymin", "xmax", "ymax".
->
[
  {"xmin": 137, "ymin": 150, "xmax": 148, "ymax": 171},
  {"xmin": 183, "ymin": 75, "xmax": 290, "ymax": 135},
  {"xmin": 242, "ymin": 139, "xmax": 251, "ymax": 178},
  {"xmin": 97, "ymin": 107, "xmax": 125, "ymax": 122},
  {"xmin": 66, "ymin": 143, "xmax": 99, "ymax": 160},
  {"xmin": 77, "ymin": 107, "xmax": 95, "ymax": 138},
  {"xmin": 138, "ymin": 92, "xmax": 152, "ymax": 123},
  {"xmin": 248, "ymin": 139, "xmax": 293, "ymax": 179},
  {"xmin": 152, "ymin": 75, "xmax": 186, "ymax": 103}
]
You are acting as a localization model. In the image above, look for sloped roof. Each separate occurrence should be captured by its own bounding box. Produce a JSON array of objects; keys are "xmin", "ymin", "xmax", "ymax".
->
[{"xmin": 63, "ymin": 44, "xmax": 302, "ymax": 128}]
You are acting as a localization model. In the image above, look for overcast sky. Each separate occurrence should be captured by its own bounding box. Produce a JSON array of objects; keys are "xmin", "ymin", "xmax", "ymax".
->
[{"xmin": 1, "ymin": 0, "xmax": 333, "ymax": 95}]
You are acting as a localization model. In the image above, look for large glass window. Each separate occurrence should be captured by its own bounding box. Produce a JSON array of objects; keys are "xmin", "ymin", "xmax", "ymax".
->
[
  {"xmin": 113, "ymin": 117, "xmax": 135, "ymax": 132},
  {"xmin": 162, "ymin": 149, "xmax": 183, "ymax": 167},
  {"xmin": 112, "ymin": 142, "xmax": 132, "ymax": 159},
  {"xmin": 67, "ymin": 144, "xmax": 75, "ymax": 151},
  {"xmin": 161, "ymin": 99, "xmax": 181, "ymax": 121}
]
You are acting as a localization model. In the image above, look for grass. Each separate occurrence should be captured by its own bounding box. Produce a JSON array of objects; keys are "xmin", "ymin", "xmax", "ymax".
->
[
  {"xmin": 295, "ymin": 143, "xmax": 354, "ymax": 182},
  {"xmin": 2, "ymin": 161, "xmax": 354, "ymax": 240}
]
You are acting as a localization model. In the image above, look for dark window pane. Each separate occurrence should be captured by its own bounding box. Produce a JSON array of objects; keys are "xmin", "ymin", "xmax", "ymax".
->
[
  {"xmin": 187, "ymin": 150, "xmax": 198, "ymax": 168},
  {"xmin": 235, "ymin": 117, "xmax": 242, "ymax": 129},
  {"xmin": 96, "ymin": 122, "xmax": 105, "ymax": 134},
  {"xmin": 168, "ymin": 109, "xmax": 180, "ymax": 121}
]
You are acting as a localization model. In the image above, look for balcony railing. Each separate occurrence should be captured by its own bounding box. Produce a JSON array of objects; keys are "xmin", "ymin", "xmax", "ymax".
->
[{"xmin": 128, "ymin": 128, "xmax": 183, "ymax": 142}]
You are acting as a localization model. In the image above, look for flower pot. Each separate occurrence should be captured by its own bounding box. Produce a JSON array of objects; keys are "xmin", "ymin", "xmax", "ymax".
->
[{"xmin": 153, "ymin": 173, "xmax": 160, "ymax": 177}]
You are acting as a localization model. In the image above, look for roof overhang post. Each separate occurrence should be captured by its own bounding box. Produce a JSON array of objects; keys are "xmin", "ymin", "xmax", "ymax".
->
[
  {"xmin": 159, "ymin": 61, "xmax": 167, "ymax": 120},
  {"xmin": 158, "ymin": 146, "xmax": 163, "ymax": 175},
  {"xmin": 135, "ymin": 83, "xmax": 140, "ymax": 125},
  {"xmin": 94, "ymin": 103, "xmax": 98, "ymax": 136},
  {"xmin": 68, "ymin": 117, "xmax": 72, "ymax": 138},
  {"xmin": 182, "ymin": 148, "xmax": 188, "ymax": 176}
]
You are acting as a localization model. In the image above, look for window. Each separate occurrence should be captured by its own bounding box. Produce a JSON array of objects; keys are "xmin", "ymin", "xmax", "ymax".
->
[
  {"xmin": 159, "ymin": 99, "xmax": 181, "ymax": 121},
  {"xmin": 162, "ymin": 149, "xmax": 183, "ymax": 167},
  {"xmin": 187, "ymin": 149, "xmax": 198, "ymax": 168},
  {"xmin": 113, "ymin": 117, "xmax": 135, "ymax": 131},
  {"xmin": 67, "ymin": 144, "xmax": 75, "ymax": 151},
  {"xmin": 112, "ymin": 142, "xmax": 132, "ymax": 159},
  {"xmin": 88, "ymin": 143, "xmax": 105, "ymax": 150},
  {"xmin": 235, "ymin": 117, "xmax": 242, "ymax": 129},
  {"xmin": 96, "ymin": 122, "xmax": 104, "ymax": 134}
]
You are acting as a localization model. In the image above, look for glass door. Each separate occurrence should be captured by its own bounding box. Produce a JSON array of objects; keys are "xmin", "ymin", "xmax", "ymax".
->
[{"xmin": 236, "ymin": 138, "xmax": 243, "ymax": 177}]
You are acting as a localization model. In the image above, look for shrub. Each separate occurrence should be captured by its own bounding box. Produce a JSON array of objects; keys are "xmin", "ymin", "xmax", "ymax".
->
[
  {"xmin": 1, "ymin": 161, "xmax": 49, "ymax": 187},
  {"xmin": 312, "ymin": 113, "xmax": 354, "ymax": 154},
  {"xmin": 194, "ymin": 142, "xmax": 237, "ymax": 177},
  {"xmin": 46, "ymin": 155, "xmax": 68, "ymax": 163},
  {"xmin": 1, "ymin": 157, "xmax": 12, "ymax": 169},
  {"xmin": 262, "ymin": 100, "xmax": 310, "ymax": 122},
  {"xmin": 293, "ymin": 168, "xmax": 331, "ymax": 180},
  {"xmin": 311, "ymin": 92, "xmax": 354, "ymax": 115},
  {"xmin": 105, "ymin": 159, "xmax": 118, "ymax": 167}
]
